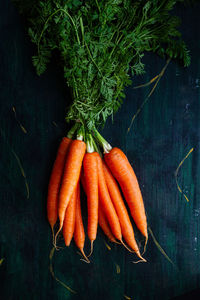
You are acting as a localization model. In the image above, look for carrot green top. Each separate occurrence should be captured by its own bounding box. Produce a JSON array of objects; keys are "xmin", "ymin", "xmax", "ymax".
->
[{"xmin": 14, "ymin": 0, "xmax": 190, "ymax": 130}]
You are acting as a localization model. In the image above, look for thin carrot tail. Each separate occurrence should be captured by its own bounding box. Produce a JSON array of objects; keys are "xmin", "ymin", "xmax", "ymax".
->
[
  {"xmin": 120, "ymin": 239, "xmax": 135, "ymax": 253},
  {"xmin": 111, "ymin": 239, "xmax": 121, "ymax": 244},
  {"xmin": 54, "ymin": 223, "xmax": 63, "ymax": 249},
  {"xmin": 132, "ymin": 257, "xmax": 147, "ymax": 263},
  {"xmin": 132, "ymin": 249, "xmax": 147, "ymax": 263},
  {"xmin": 51, "ymin": 225, "xmax": 55, "ymax": 246},
  {"xmin": 133, "ymin": 250, "xmax": 147, "ymax": 264},
  {"xmin": 142, "ymin": 236, "xmax": 148, "ymax": 255},
  {"xmin": 87, "ymin": 240, "xmax": 94, "ymax": 258},
  {"xmin": 79, "ymin": 248, "xmax": 90, "ymax": 263},
  {"xmin": 120, "ymin": 239, "xmax": 147, "ymax": 262}
]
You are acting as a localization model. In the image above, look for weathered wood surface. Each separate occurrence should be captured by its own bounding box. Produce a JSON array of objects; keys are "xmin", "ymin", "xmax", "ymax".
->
[{"xmin": 0, "ymin": 1, "xmax": 200, "ymax": 299}]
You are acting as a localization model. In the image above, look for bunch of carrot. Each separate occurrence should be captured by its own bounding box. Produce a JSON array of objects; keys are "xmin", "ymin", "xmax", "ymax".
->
[{"xmin": 47, "ymin": 124, "xmax": 148, "ymax": 262}]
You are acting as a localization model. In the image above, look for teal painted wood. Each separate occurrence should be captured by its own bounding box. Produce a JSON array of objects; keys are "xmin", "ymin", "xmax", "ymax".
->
[{"xmin": 0, "ymin": 1, "xmax": 200, "ymax": 300}]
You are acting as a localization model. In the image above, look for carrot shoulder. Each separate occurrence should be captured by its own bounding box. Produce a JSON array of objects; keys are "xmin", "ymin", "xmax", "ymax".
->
[
  {"xmin": 47, "ymin": 137, "xmax": 71, "ymax": 231},
  {"xmin": 104, "ymin": 147, "xmax": 148, "ymax": 240}
]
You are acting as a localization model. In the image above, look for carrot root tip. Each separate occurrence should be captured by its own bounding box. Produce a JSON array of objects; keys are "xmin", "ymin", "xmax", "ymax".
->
[
  {"xmin": 120, "ymin": 239, "xmax": 134, "ymax": 253},
  {"xmin": 142, "ymin": 236, "xmax": 148, "ymax": 255},
  {"xmin": 54, "ymin": 226, "xmax": 62, "ymax": 249},
  {"xmin": 87, "ymin": 240, "xmax": 94, "ymax": 258},
  {"xmin": 80, "ymin": 258, "xmax": 90, "ymax": 264},
  {"xmin": 120, "ymin": 239, "xmax": 146, "ymax": 262},
  {"xmin": 132, "ymin": 257, "xmax": 147, "ymax": 264},
  {"xmin": 111, "ymin": 239, "xmax": 121, "ymax": 244},
  {"xmin": 80, "ymin": 249, "xmax": 90, "ymax": 263}
]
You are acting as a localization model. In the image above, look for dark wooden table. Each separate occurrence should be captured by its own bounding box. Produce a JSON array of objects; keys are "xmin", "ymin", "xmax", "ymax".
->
[{"xmin": 1, "ymin": 1, "xmax": 200, "ymax": 299}]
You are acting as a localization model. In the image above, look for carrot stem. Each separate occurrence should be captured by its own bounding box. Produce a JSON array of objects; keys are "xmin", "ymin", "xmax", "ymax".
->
[
  {"xmin": 86, "ymin": 133, "xmax": 95, "ymax": 153},
  {"xmin": 67, "ymin": 122, "xmax": 80, "ymax": 139},
  {"xmin": 93, "ymin": 129, "xmax": 112, "ymax": 153},
  {"xmin": 77, "ymin": 126, "xmax": 84, "ymax": 141}
]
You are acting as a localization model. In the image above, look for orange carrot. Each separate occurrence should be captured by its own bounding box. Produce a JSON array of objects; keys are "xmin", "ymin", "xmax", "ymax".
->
[
  {"xmin": 98, "ymin": 204, "xmax": 118, "ymax": 243},
  {"xmin": 74, "ymin": 182, "xmax": 89, "ymax": 263},
  {"xmin": 83, "ymin": 152, "xmax": 98, "ymax": 250},
  {"xmin": 96, "ymin": 153, "xmax": 122, "ymax": 241},
  {"xmin": 47, "ymin": 137, "xmax": 71, "ymax": 233},
  {"xmin": 63, "ymin": 187, "xmax": 77, "ymax": 247},
  {"xmin": 81, "ymin": 170, "xmax": 116, "ymax": 243},
  {"xmin": 102, "ymin": 161, "xmax": 142, "ymax": 256},
  {"xmin": 104, "ymin": 147, "xmax": 148, "ymax": 242},
  {"xmin": 57, "ymin": 139, "xmax": 86, "ymax": 234}
]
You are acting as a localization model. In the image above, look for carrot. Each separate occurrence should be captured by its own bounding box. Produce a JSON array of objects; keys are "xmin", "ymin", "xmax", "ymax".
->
[
  {"xmin": 47, "ymin": 137, "xmax": 71, "ymax": 234},
  {"xmin": 104, "ymin": 147, "xmax": 148, "ymax": 244},
  {"xmin": 63, "ymin": 186, "xmax": 77, "ymax": 247},
  {"xmin": 81, "ymin": 170, "xmax": 116, "ymax": 243},
  {"xmin": 74, "ymin": 182, "xmax": 89, "ymax": 263},
  {"xmin": 57, "ymin": 139, "xmax": 86, "ymax": 236},
  {"xmin": 102, "ymin": 161, "xmax": 142, "ymax": 257},
  {"xmin": 83, "ymin": 152, "xmax": 98, "ymax": 252},
  {"xmin": 98, "ymin": 204, "xmax": 118, "ymax": 243},
  {"xmin": 96, "ymin": 153, "xmax": 122, "ymax": 241}
]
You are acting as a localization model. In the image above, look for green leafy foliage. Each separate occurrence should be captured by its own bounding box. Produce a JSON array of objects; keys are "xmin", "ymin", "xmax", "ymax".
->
[{"xmin": 14, "ymin": 0, "xmax": 191, "ymax": 129}]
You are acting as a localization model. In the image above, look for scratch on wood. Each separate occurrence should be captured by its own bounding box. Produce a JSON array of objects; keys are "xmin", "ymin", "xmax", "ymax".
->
[
  {"xmin": 12, "ymin": 106, "xmax": 27, "ymax": 134},
  {"xmin": 175, "ymin": 148, "xmax": 194, "ymax": 202}
]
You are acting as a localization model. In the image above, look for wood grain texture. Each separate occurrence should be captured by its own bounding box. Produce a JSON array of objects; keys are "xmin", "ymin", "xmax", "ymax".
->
[{"xmin": 0, "ymin": 1, "xmax": 200, "ymax": 300}]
